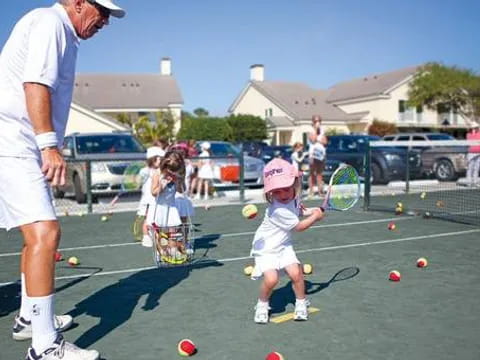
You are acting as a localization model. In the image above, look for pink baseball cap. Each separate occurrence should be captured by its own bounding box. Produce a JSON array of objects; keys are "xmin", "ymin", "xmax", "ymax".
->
[{"xmin": 263, "ymin": 158, "xmax": 299, "ymax": 194}]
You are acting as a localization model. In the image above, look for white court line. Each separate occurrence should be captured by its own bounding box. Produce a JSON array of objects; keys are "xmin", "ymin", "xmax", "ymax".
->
[
  {"xmin": 0, "ymin": 216, "xmax": 410, "ymax": 258},
  {"xmin": 1, "ymin": 228, "xmax": 478, "ymax": 287}
]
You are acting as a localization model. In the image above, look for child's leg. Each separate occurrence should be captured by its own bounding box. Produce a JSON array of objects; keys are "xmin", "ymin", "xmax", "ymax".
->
[
  {"xmin": 284, "ymin": 263, "xmax": 305, "ymax": 300},
  {"xmin": 258, "ymin": 269, "xmax": 279, "ymax": 302}
]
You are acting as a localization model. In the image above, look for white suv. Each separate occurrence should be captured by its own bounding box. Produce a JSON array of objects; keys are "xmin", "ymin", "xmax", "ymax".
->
[{"xmin": 382, "ymin": 133, "xmax": 468, "ymax": 181}]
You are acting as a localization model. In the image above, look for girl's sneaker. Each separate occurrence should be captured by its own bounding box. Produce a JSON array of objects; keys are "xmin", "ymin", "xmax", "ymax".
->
[
  {"xmin": 254, "ymin": 302, "xmax": 270, "ymax": 324},
  {"xmin": 26, "ymin": 334, "xmax": 99, "ymax": 360},
  {"xmin": 293, "ymin": 299, "xmax": 310, "ymax": 321}
]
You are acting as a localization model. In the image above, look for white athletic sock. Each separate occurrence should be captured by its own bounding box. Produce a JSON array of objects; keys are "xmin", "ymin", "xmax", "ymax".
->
[
  {"xmin": 19, "ymin": 273, "xmax": 31, "ymax": 321},
  {"xmin": 31, "ymin": 294, "xmax": 57, "ymax": 354},
  {"xmin": 295, "ymin": 298, "xmax": 306, "ymax": 305},
  {"xmin": 257, "ymin": 299, "xmax": 269, "ymax": 308}
]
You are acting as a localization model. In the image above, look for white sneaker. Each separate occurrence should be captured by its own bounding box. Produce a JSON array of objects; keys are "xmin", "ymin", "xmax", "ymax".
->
[
  {"xmin": 254, "ymin": 303, "xmax": 270, "ymax": 324},
  {"xmin": 12, "ymin": 315, "xmax": 73, "ymax": 341},
  {"xmin": 141, "ymin": 235, "xmax": 153, "ymax": 247},
  {"xmin": 195, "ymin": 194, "xmax": 201, "ymax": 200},
  {"xmin": 293, "ymin": 299, "xmax": 310, "ymax": 321},
  {"xmin": 26, "ymin": 334, "xmax": 99, "ymax": 360}
]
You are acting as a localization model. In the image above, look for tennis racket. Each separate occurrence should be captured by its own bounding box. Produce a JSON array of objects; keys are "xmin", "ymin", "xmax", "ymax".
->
[
  {"xmin": 107, "ymin": 161, "xmax": 146, "ymax": 212},
  {"xmin": 321, "ymin": 164, "xmax": 361, "ymax": 211}
]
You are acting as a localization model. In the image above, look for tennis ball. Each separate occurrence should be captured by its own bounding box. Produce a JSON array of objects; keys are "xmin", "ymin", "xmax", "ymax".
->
[
  {"xmin": 243, "ymin": 265, "xmax": 254, "ymax": 276},
  {"xmin": 101, "ymin": 215, "xmax": 109, "ymax": 222},
  {"xmin": 389, "ymin": 270, "xmax": 401, "ymax": 282},
  {"xmin": 423, "ymin": 211, "xmax": 432, "ymax": 219},
  {"xmin": 68, "ymin": 256, "xmax": 79, "ymax": 266},
  {"xmin": 54, "ymin": 251, "xmax": 63, "ymax": 262},
  {"xmin": 436, "ymin": 200, "xmax": 445, "ymax": 208},
  {"xmin": 242, "ymin": 204, "xmax": 258, "ymax": 219},
  {"xmin": 420, "ymin": 192, "xmax": 427, "ymax": 199},
  {"xmin": 416, "ymin": 257, "xmax": 428, "ymax": 268},
  {"xmin": 396, "ymin": 202, "xmax": 403, "ymax": 209},
  {"xmin": 387, "ymin": 222, "xmax": 396, "ymax": 231},
  {"xmin": 265, "ymin": 352, "xmax": 284, "ymax": 360},
  {"xmin": 303, "ymin": 263, "xmax": 313, "ymax": 275},
  {"xmin": 177, "ymin": 339, "xmax": 196, "ymax": 356},
  {"xmin": 395, "ymin": 206, "xmax": 403, "ymax": 215}
]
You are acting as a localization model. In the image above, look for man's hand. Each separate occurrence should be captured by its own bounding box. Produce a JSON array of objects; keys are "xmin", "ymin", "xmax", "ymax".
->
[{"xmin": 40, "ymin": 147, "xmax": 66, "ymax": 186}]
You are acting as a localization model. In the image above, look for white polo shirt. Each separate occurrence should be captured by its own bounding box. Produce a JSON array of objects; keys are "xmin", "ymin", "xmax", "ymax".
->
[
  {"xmin": 251, "ymin": 199, "xmax": 300, "ymax": 256},
  {"xmin": 0, "ymin": 3, "xmax": 80, "ymax": 159}
]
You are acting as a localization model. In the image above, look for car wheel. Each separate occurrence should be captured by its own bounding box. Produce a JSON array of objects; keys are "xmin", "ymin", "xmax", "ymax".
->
[
  {"xmin": 73, "ymin": 174, "xmax": 87, "ymax": 204},
  {"xmin": 434, "ymin": 159, "xmax": 457, "ymax": 181},
  {"xmin": 52, "ymin": 187, "xmax": 65, "ymax": 199},
  {"xmin": 371, "ymin": 163, "xmax": 386, "ymax": 184}
]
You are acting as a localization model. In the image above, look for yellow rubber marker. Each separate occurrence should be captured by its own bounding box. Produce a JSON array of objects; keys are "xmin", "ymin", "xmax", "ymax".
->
[{"xmin": 270, "ymin": 307, "xmax": 320, "ymax": 324}]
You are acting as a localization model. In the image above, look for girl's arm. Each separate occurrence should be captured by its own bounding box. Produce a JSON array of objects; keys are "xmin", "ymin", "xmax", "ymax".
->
[
  {"xmin": 295, "ymin": 208, "xmax": 324, "ymax": 232},
  {"xmin": 151, "ymin": 171, "xmax": 170, "ymax": 196}
]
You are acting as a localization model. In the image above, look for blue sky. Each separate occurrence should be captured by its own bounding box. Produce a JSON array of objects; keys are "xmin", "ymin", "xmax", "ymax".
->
[{"xmin": 1, "ymin": 0, "xmax": 479, "ymax": 116}]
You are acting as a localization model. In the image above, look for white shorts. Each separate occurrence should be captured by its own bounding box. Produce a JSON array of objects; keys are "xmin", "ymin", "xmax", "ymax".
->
[
  {"xmin": 251, "ymin": 246, "xmax": 300, "ymax": 280},
  {"xmin": 0, "ymin": 157, "xmax": 56, "ymax": 231}
]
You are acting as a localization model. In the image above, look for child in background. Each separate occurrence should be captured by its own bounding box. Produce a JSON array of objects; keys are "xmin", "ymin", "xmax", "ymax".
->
[
  {"xmin": 250, "ymin": 158, "xmax": 324, "ymax": 324},
  {"xmin": 291, "ymin": 142, "xmax": 306, "ymax": 171},
  {"xmin": 137, "ymin": 146, "xmax": 164, "ymax": 247},
  {"xmin": 149, "ymin": 151, "xmax": 185, "ymax": 260},
  {"xmin": 196, "ymin": 141, "xmax": 214, "ymax": 200},
  {"xmin": 308, "ymin": 134, "xmax": 327, "ymax": 197}
]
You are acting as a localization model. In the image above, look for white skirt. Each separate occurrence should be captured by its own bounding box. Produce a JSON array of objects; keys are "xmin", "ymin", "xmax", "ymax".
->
[
  {"xmin": 0, "ymin": 156, "xmax": 56, "ymax": 230},
  {"xmin": 251, "ymin": 246, "xmax": 300, "ymax": 280},
  {"xmin": 146, "ymin": 202, "xmax": 182, "ymax": 227},
  {"xmin": 198, "ymin": 164, "xmax": 214, "ymax": 179},
  {"xmin": 175, "ymin": 193, "xmax": 194, "ymax": 218}
]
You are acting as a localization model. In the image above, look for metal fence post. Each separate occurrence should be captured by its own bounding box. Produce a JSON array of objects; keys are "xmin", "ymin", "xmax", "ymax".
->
[
  {"xmin": 363, "ymin": 141, "xmax": 371, "ymax": 211},
  {"xmin": 86, "ymin": 160, "xmax": 93, "ymax": 214},
  {"xmin": 239, "ymin": 143, "xmax": 245, "ymax": 203},
  {"xmin": 405, "ymin": 148, "xmax": 410, "ymax": 194}
]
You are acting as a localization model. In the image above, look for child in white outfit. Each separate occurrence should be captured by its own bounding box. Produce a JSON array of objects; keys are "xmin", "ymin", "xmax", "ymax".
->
[
  {"xmin": 196, "ymin": 141, "xmax": 214, "ymax": 200},
  {"xmin": 251, "ymin": 158, "xmax": 324, "ymax": 324},
  {"xmin": 138, "ymin": 146, "xmax": 164, "ymax": 247}
]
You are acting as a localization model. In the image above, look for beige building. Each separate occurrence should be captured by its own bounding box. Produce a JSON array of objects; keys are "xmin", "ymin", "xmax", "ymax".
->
[
  {"xmin": 229, "ymin": 65, "xmax": 471, "ymax": 145},
  {"xmin": 66, "ymin": 102, "xmax": 129, "ymax": 135},
  {"xmin": 70, "ymin": 57, "xmax": 183, "ymax": 134}
]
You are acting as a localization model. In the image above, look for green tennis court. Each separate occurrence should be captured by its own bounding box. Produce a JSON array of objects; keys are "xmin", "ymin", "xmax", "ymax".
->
[{"xmin": 1, "ymin": 199, "xmax": 479, "ymax": 359}]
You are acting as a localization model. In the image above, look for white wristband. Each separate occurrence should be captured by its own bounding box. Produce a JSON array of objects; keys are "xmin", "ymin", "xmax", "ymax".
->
[{"xmin": 35, "ymin": 132, "xmax": 58, "ymax": 150}]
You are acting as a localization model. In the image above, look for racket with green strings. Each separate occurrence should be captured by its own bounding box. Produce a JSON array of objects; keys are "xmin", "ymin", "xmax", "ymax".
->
[{"xmin": 321, "ymin": 164, "xmax": 361, "ymax": 211}]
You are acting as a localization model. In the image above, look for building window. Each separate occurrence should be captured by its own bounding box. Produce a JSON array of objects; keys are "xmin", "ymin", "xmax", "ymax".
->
[
  {"xmin": 398, "ymin": 100, "xmax": 405, "ymax": 113},
  {"xmin": 269, "ymin": 108, "xmax": 273, "ymax": 117},
  {"xmin": 416, "ymin": 105, "xmax": 423, "ymax": 113},
  {"xmin": 264, "ymin": 109, "xmax": 268, "ymax": 118}
]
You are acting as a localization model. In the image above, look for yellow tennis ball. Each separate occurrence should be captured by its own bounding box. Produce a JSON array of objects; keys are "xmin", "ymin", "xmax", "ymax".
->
[
  {"xmin": 68, "ymin": 256, "xmax": 79, "ymax": 266},
  {"xmin": 243, "ymin": 265, "xmax": 254, "ymax": 276},
  {"xmin": 420, "ymin": 192, "xmax": 426, "ymax": 199},
  {"xmin": 101, "ymin": 215, "xmax": 109, "ymax": 222},
  {"xmin": 303, "ymin": 263, "xmax": 313, "ymax": 275},
  {"xmin": 242, "ymin": 204, "xmax": 258, "ymax": 219}
]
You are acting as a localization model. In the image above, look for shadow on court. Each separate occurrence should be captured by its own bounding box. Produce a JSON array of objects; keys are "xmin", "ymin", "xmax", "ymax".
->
[
  {"xmin": 67, "ymin": 233, "xmax": 223, "ymax": 349},
  {"xmin": 270, "ymin": 266, "xmax": 360, "ymax": 315}
]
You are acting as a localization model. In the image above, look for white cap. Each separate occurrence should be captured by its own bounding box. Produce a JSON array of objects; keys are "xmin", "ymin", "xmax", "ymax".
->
[
  {"xmin": 93, "ymin": 0, "xmax": 126, "ymax": 18},
  {"xmin": 201, "ymin": 141, "xmax": 211, "ymax": 150},
  {"xmin": 146, "ymin": 146, "xmax": 165, "ymax": 159}
]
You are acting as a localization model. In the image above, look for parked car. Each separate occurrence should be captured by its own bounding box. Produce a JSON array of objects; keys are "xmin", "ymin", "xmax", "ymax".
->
[
  {"xmin": 326, "ymin": 135, "xmax": 423, "ymax": 184},
  {"xmin": 382, "ymin": 133, "xmax": 468, "ymax": 181},
  {"xmin": 234, "ymin": 141, "xmax": 269, "ymax": 158},
  {"xmin": 299, "ymin": 156, "xmax": 342, "ymax": 188},
  {"xmin": 259, "ymin": 145, "xmax": 293, "ymax": 163},
  {"xmin": 195, "ymin": 141, "xmax": 264, "ymax": 188},
  {"xmin": 53, "ymin": 132, "xmax": 146, "ymax": 203}
]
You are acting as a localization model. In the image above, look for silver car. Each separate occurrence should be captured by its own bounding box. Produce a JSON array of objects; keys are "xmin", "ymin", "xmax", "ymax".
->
[
  {"xmin": 53, "ymin": 132, "xmax": 146, "ymax": 203},
  {"xmin": 195, "ymin": 141, "xmax": 264, "ymax": 187}
]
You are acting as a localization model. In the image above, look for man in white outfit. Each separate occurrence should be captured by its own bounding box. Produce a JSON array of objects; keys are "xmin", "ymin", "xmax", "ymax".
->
[{"xmin": 0, "ymin": 1, "xmax": 125, "ymax": 359}]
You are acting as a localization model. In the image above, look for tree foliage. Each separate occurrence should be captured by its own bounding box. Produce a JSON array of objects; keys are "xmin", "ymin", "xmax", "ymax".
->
[
  {"xmin": 227, "ymin": 114, "xmax": 267, "ymax": 141},
  {"xmin": 193, "ymin": 107, "xmax": 209, "ymax": 117},
  {"xmin": 177, "ymin": 116, "xmax": 233, "ymax": 141},
  {"xmin": 133, "ymin": 111, "xmax": 175, "ymax": 146},
  {"xmin": 407, "ymin": 62, "xmax": 480, "ymax": 124},
  {"xmin": 368, "ymin": 119, "xmax": 397, "ymax": 137}
]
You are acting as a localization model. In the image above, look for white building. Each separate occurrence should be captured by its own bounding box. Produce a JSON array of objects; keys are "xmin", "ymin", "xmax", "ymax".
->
[{"xmin": 229, "ymin": 65, "xmax": 471, "ymax": 145}]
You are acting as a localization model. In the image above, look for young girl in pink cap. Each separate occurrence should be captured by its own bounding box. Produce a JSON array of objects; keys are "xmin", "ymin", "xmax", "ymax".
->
[{"xmin": 250, "ymin": 158, "xmax": 324, "ymax": 324}]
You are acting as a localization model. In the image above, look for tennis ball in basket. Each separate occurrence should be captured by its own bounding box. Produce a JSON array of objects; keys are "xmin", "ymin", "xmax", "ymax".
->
[
  {"xmin": 54, "ymin": 251, "xmax": 63, "ymax": 262},
  {"xmin": 242, "ymin": 204, "xmax": 258, "ymax": 219},
  {"xmin": 101, "ymin": 215, "xmax": 109, "ymax": 222},
  {"xmin": 177, "ymin": 339, "xmax": 196, "ymax": 356},
  {"xmin": 416, "ymin": 257, "xmax": 428, "ymax": 268},
  {"xmin": 243, "ymin": 265, "xmax": 254, "ymax": 276},
  {"xmin": 265, "ymin": 352, "xmax": 284, "ymax": 360},
  {"xmin": 387, "ymin": 222, "xmax": 396, "ymax": 231},
  {"xmin": 389, "ymin": 270, "xmax": 401, "ymax": 282},
  {"xmin": 68, "ymin": 256, "xmax": 79, "ymax": 266},
  {"xmin": 303, "ymin": 263, "xmax": 313, "ymax": 275}
]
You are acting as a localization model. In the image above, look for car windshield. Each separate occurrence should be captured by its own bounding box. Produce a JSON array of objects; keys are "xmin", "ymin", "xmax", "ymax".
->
[
  {"xmin": 75, "ymin": 135, "xmax": 145, "ymax": 154},
  {"xmin": 209, "ymin": 143, "xmax": 240, "ymax": 156},
  {"xmin": 426, "ymin": 134, "xmax": 454, "ymax": 140}
]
